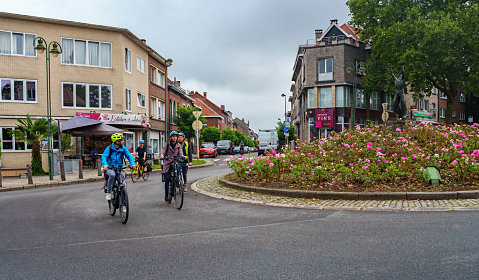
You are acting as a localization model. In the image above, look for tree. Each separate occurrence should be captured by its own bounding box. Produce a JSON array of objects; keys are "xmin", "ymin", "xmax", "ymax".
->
[
  {"xmin": 276, "ymin": 120, "xmax": 296, "ymax": 149},
  {"xmin": 173, "ymin": 106, "xmax": 205, "ymax": 140},
  {"xmin": 11, "ymin": 115, "xmax": 56, "ymax": 175},
  {"xmin": 347, "ymin": 0, "xmax": 479, "ymax": 123},
  {"xmin": 201, "ymin": 126, "xmax": 221, "ymax": 143},
  {"xmin": 220, "ymin": 128, "xmax": 238, "ymax": 144}
]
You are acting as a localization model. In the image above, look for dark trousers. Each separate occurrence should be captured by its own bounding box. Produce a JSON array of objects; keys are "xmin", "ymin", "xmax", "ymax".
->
[
  {"xmin": 164, "ymin": 171, "xmax": 171, "ymax": 200},
  {"xmin": 181, "ymin": 163, "xmax": 188, "ymax": 184}
]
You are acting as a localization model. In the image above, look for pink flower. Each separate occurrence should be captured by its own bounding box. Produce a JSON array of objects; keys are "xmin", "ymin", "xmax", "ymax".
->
[
  {"xmin": 412, "ymin": 154, "xmax": 417, "ymax": 159},
  {"xmin": 265, "ymin": 158, "xmax": 270, "ymax": 163},
  {"xmin": 362, "ymin": 166, "xmax": 368, "ymax": 169},
  {"xmin": 269, "ymin": 163, "xmax": 274, "ymax": 167},
  {"xmin": 451, "ymin": 160, "xmax": 458, "ymax": 165},
  {"xmin": 396, "ymin": 128, "xmax": 401, "ymax": 132}
]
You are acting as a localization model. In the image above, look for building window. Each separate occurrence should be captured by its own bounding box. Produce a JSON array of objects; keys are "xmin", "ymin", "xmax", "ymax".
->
[
  {"xmin": 150, "ymin": 65, "xmax": 165, "ymax": 88},
  {"xmin": 125, "ymin": 48, "xmax": 131, "ymax": 72},
  {"xmin": 137, "ymin": 92, "xmax": 146, "ymax": 108},
  {"xmin": 150, "ymin": 97, "xmax": 156, "ymax": 118},
  {"xmin": 62, "ymin": 82, "xmax": 112, "ymax": 109},
  {"xmin": 1, "ymin": 127, "xmax": 31, "ymax": 151},
  {"xmin": 431, "ymin": 86, "xmax": 436, "ymax": 95},
  {"xmin": 61, "ymin": 38, "xmax": 111, "ymax": 67},
  {"xmin": 169, "ymin": 100, "xmax": 172, "ymax": 121},
  {"xmin": 0, "ymin": 78, "xmax": 37, "ymax": 103},
  {"xmin": 0, "ymin": 30, "xmax": 36, "ymax": 57},
  {"xmin": 307, "ymin": 88, "xmax": 315, "ymax": 108},
  {"xmin": 460, "ymin": 111, "xmax": 466, "ymax": 120},
  {"xmin": 431, "ymin": 102, "xmax": 436, "ymax": 109},
  {"xmin": 355, "ymin": 89, "xmax": 366, "ymax": 109},
  {"xmin": 159, "ymin": 100, "xmax": 165, "ymax": 120},
  {"xmin": 440, "ymin": 92, "xmax": 447, "ymax": 99},
  {"xmin": 335, "ymin": 86, "xmax": 350, "ymax": 107},
  {"xmin": 440, "ymin": 108, "xmax": 446, "ymax": 118},
  {"xmin": 125, "ymin": 88, "xmax": 132, "ymax": 112},
  {"xmin": 452, "ymin": 110, "xmax": 456, "ymax": 118},
  {"xmin": 137, "ymin": 56, "xmax": 145, "ymax": 73},
  {"xmin": 369, "ymin": 92, "xmax": 380, "ymax": 110},
  {"xmin": 460, "ymin": 93, "xmax": 465, "ymax": 103},
  {"xmin": 337, "ymin": 115, "xmax": 349, "ymax": 131},
  {"xmin": 318, "ymin": 58, "xmax": 333, "ymax": 81},
  {"xmin": 318, "ymin": 87, "xmax": 332, "ymax": 108},
  {"xmin": 151, "ymin": 138, "xmax": 159, "ymax": 154},
  {"xmin": 385, "ymin": 93, "xmax": 393, "ymax": 111}
]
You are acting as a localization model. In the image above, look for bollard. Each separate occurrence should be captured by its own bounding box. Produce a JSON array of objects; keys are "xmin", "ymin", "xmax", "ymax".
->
[
  {"xmin": 98, "ymin": 158, "xmax": 102, "ymax": 176},
  {"xmin": 79, "ymin": 161, "xmax": 83, "ymax": 179},
  {"xmin": 60, "ymin": 161, "xmax": 66, "ymax": 181},
  {"xmin": 26, "ymin": 164, "xmax": 33, "ymax": 185}
]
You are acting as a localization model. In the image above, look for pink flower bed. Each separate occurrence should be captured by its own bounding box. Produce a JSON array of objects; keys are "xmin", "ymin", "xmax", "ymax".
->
[{"xmin": 228, "ymin": 123, "xmax": 479, "ymax": 190}]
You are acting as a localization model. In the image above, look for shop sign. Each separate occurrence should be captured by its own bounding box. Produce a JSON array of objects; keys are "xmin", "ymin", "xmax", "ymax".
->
[
  {"xmin": 76, "ymin": 112, "xmax": 147, "ymax": 127},
  {"xmin": 411, "ymin": 110, "xmax": 433, "ymax": 119},
  {"xmin": 315, "ymin": 109, "xmax": 333, "ymax": 128}
]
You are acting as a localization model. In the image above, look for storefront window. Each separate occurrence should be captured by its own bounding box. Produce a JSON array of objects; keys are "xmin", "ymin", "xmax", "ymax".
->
[
  {"xmin": 318, "ymin": 87, "xmax": 332, "ymax": 108},
  {"xmin": 336, "ymin": 86, "xmax": 350, "ymax": 107}
]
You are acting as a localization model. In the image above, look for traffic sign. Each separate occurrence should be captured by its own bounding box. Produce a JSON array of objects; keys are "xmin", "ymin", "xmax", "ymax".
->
[
  {"xmin": 193, "ymin": 111, "xmax": 202, "ymax": 119},
  {"xmin": 284, "ymin": 121, "xmax": 290, "ymax": 128},
  {"xmin": 192, "ymin": 120, "xmax": 203, "ymax": 131}
]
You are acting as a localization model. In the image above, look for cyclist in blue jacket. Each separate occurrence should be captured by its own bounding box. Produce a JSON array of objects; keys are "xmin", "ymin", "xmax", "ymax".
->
[{"xmin": 102, "ymin": 133, "xmax": 136, "ymax": 200}]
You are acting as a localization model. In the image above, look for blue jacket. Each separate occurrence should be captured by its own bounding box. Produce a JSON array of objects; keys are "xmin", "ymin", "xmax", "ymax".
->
[{"xmin": 101, "ymin": 144, "xmax": 136, "ymax": 167}]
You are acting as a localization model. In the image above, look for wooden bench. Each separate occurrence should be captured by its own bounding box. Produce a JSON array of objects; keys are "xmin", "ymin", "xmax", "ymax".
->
[{"xmin": 1, "ymin": 168, "xmax": 28, "ymax": 177}]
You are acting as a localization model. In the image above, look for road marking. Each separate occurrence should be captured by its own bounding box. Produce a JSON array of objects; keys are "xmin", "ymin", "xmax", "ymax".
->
[
  {"xmin": 2, "ymin": 216, "xmax": 333, "ymax": 252},
  {"xmin": 214, "ymin": 159, "xmax": 220, "ymax": 162}
]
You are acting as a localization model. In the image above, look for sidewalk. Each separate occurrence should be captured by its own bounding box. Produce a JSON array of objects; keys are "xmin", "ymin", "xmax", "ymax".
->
[
  {"xmin": 0, "ymin": 158, "xmax": 215, "ymax": 192},
  {"xmin": 192, "ymin": 176, "xmax": 479, "ymax": 212}
]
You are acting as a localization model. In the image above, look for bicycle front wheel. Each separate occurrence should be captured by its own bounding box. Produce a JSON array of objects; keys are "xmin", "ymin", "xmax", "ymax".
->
[
  {"xmin": 131, "ymin": 169, "xmax": 139, "ymax": 183},
  {"xmin": 174, "ymin": 178, "xmax": 184, "ymax": 209},
  {"xmin": 119, "ymin": 188, "xmax": 129, "ymax": 224},
  {"xmin": 142, "ymin": 169, "xmax": 150, "ymax": 181},
  {"xmin": 108, "ymin": 199, "xmax": 116, "ymax": 216}
]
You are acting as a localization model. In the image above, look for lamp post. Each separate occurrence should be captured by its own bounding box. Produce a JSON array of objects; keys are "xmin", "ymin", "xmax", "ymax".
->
[
  {"xmin": 281, "ymin": 93, "xmax": 288, "ymax": 149},
  {"xmin": 344, "ymin": 61, "xmax": 367, "ymax": 130},
  {"xmin": 164, "ymin": 58, "xmax": 173, "ymax": 147},
  {"xmin": 35, "ymin": 37, "xmax": 62, "ymax": 180}
]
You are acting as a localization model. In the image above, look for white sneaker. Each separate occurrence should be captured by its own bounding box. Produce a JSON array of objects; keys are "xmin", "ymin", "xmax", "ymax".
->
[{"xmin": 106, "ymin": 193, "xmax": 112, "ymax": 200}]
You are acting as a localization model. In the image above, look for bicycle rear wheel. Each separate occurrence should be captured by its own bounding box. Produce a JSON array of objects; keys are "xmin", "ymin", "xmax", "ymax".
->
[
  {"xmin": 119, "ymin": 188, "xmax": 129, "ymax": 224},
  {"xmin": 142, "ymin": 169, "xmax": 150, "ymax": 181},
  {"xmin": 174, "ymin": 178, "xmax": 184, "ymax": 209},
  {"xmin": 131, "ymin": 169, "xmax": 139, "ymax": 183}
]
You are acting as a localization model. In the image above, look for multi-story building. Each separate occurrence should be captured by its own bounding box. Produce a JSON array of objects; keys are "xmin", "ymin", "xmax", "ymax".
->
[
  {"xmin": 168, "ymin": 78, "xmax": 195, "ymax": 134},
  {"xmin": 188, "ymin": 91, "xmax": 229, "ymax": 130},
  {"xmin": 147, "ymin": 49, "xmax": 168, "ymax": 157},
  {"xmin": 290, "ymin": 20, "xmax": 389, "ymax": 141},
  {"xmin": 0, "ymin": 12, "xmax": 162, "ymax": 168},
  {"xmin": 233, "ymin": 117, "xmax": 251, "ymax": 137}
]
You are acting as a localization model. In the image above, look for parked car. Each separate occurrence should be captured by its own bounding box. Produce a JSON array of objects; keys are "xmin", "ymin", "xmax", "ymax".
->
[
  {"xmin": 258, "ymin": 129, "xmax": 278, "ymax": 156},
  {"xmin": 216, "ymin": 140, "xmax": 233, "ymax": 155},
  {"xmin": 233, "ymin": 146, "xmax": 240, "ymax": 154},
  {"xmin": 200, "ymin": 143, "xmax": 217, "ymax": 158}
]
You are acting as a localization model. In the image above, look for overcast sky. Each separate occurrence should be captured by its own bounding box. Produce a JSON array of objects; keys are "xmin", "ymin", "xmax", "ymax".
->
[{"xmin": 2, "ymin": 0, "xmax": 350, "ymax": 132}]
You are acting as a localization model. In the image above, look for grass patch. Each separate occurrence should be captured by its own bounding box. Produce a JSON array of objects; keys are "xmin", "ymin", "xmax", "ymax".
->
[{"xmin": 193, "ymin": 159, "xmax": 206, "ymax": 166}]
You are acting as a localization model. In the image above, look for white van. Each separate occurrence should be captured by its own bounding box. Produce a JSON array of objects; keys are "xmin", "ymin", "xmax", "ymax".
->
[{"xmin": 257, "ymin": 129, "xmax": 278, "ymax": 156}]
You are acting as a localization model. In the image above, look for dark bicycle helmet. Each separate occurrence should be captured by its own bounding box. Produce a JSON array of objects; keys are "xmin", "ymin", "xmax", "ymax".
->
[{"xmin": 170, "ymin": 131, "xmax": 179, "ymax": 137}]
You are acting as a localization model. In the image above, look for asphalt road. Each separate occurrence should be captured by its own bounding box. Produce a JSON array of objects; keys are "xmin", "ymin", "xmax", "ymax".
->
[{"xmin": 1, "ymin": 154, "xmax": 478, "ymax": 280}]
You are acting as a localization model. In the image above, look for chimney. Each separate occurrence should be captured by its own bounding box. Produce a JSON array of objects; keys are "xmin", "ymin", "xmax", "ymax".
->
[
  {"xmin": 203, "ymin": 92, "xmax": 207, "ymax": 98},
  {"xmin": 141, "ymin": 39, "xmax": 146, "ymax": 44},
  {"xmin": 242, "ymin": 118, "xmax": 244, "ymax": 122},
  {"xmin": 330, "ymin": 19, "xmax": 338, "ymax": 25},
  {"xmin": 221, "ymin": 105, "xmax": 225, "ymax": 110},
  {"xmin": 174, "ymin": 77, "xmax": 176, "ymax": 83},
  {"xmin": 315, "ymin": 29, "xmax": 323, "ymax": 43}
]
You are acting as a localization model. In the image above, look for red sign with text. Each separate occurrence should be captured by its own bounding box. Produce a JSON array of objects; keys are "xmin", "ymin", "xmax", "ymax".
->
[{"xmin": 315, "ymin": 109, "xmax": 334, "ymax": 128}]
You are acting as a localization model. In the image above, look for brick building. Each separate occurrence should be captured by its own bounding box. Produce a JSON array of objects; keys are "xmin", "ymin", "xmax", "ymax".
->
[
  {"xmin": 290, "ymin": 20, "xmax": 390, "ymax": 142},
  {"xmin": 188, "ymin": 91, "xmax": 229, "ymax": 130}
]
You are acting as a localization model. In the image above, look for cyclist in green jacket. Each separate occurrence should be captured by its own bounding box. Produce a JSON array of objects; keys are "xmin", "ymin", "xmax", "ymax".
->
[{"xmin": 178, "ymin": 132, "xmax": 193, "ymax": 192}]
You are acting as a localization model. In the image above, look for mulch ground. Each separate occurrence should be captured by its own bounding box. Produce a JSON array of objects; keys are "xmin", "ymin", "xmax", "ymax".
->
[{"xmin": 225, "ymin": 174, "xmax": 479, "ymax": 193}]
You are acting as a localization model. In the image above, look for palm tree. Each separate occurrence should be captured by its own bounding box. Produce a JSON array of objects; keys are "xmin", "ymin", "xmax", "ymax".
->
[{"xmin": 11, "ymin": 115, "xmax": 56, "ymax": 175}]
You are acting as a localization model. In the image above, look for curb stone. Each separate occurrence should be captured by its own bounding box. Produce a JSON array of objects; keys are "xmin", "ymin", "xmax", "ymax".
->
[
  {"xmin": 191, "ymin": 176, "xmax": 479, "ymax": 212},
  {"xmin": 219, "ymin": 173, "xmax": 479, "ymax": 201}
]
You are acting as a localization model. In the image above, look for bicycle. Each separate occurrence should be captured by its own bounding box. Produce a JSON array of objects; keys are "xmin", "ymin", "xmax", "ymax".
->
[
  {"xmin": 163, "ymin": 155, "xmax": 185, "ymax": 209},
  {"xmin": 131, "ymin": 157, "xmax": 151, "ymax": 183},
  {"xmin": 105, "ymin": 166, "xmax": 130, "ymax": 224}
]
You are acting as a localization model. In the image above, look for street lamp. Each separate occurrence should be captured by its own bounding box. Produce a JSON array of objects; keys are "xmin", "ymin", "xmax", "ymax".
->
[
  {"xmin": 281, "ymin": 93, "xmax": 288, "ymax": 149},
  {"xmin": 165, "ymin": 58, "xmax": 173, "ymax": 146},
  {"xmin": 35, "ymin": 37, "xmax": 62, "ymax": 180},
  {"xmin": 344, "ymin": 61, "xmax": 367, "ymax": 130}
]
